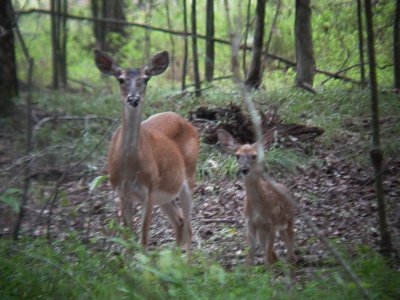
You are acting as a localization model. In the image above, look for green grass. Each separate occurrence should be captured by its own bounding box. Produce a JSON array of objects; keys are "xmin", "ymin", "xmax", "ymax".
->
[{"xmin": 0, "ymin": 238, "xmax": 399, "ymax": 300}]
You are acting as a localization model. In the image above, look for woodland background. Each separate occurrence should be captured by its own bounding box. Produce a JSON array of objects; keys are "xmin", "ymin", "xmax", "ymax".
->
[{"xmin": 0, "ymin": 0, "xmax": 399, "ymax": 299}]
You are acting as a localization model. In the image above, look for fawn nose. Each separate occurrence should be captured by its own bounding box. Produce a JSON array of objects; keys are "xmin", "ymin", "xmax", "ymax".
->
[
  {"xmin": 241, "ymin": 168, "xmax": 250, "ymax": 175},
  {"xmin": 127, "ymin": 94, "xmax": 141, "ymax": 107}
]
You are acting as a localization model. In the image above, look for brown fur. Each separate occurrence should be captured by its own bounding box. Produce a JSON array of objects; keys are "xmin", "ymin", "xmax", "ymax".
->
[
  {"xmin": 95, "ymin": 50, "xmax": 199, "ymax": 257},
  {"xmin": 217, "ymin": 128, "xmax": 296, "ymax": 265}
]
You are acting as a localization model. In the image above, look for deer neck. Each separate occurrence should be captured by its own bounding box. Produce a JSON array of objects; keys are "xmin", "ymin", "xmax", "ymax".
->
[
  {"xmin": 244, "ymin": 168, "xmax": 274, "ymax": 211},
  {"xmin": 120, "ymin": 102, "xmax": 143, "ymax": 161}
]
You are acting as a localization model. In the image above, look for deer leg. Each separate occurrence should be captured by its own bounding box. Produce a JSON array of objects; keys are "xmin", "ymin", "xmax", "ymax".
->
[
  {"xmin": 280, "ymin": 220, "xmax": 297, "ymax": 263},
  {"xmin": 246, "ymin": 221, "xmax": 257, "ymax": 265},
  {"xmin": 119, "ymin": 197, "xmax": 135, "ymax": 231},
  {"xmin": 160, "ymin": 201, "xmax": 184, "ymax": 247},
  {"xmin": 140, "ymin": 193, "xmax": 153, "ymax": 250},
  {"xmin": 261, "ymin": 229, "xmax": 278, "ymax": 265},
  {"xmin": 179, "ymin": 181, "xmax": 193, "ymax": 258}
]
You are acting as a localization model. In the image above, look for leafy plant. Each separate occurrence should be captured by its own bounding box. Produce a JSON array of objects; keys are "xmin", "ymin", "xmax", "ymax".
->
[{"xmin": 0, "ymin": 188, "xmax": 22, "ymax": 212}]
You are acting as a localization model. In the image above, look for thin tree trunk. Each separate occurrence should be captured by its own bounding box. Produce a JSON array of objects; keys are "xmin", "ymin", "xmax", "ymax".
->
[
  {"xmin": 356, "ymin": 0, "xmax": 366, "ymax": 85},
  {"xmin": 205, "ymin": 0, "xmax": 215, "ymax": 82},
  {"xmin": 265, "ymin": 0, "xmax": 281, "ymax": 53},
  {"xmin": 242, "ymin": 0, "xmax": 252, "ymax": 76},
  {"xmin": 364, "ymin": 0, "xmax": 393, "ymax": 258},
  {"xmin": 394, "ymin": 0, "xmax": 400, "ymax": 91},
  {"xmin": 50, "ymin": 0, "xmax": 59, "ymax": 89},
  {"xmin": 295, "ymin": 0, "xmax": 315, "ymax": 88},
  {"xmin": 165, "ymin": 0, "xmax": 176, "ymax": 80},
  {"xmin": 191, "ymin": 0, "xmax": 201, "ymax": 96},
  {"xmin": 224, "ymin": 0, "xmax": 241, "ymax": 80},
  {"xmin": 59, "ymin": 0, "xmax": 68, "ymax": 87},
  {"xmin": 245, "ymin": 0, "xmax": 267, "ymax": 89},
  {"xmin": 261, "ymin": 0, "xmax": 281, "ymax": 75},
  {"xmin": 90, "ymin": 0, "xmax": 101, "ymax": 48},
  {"xmin": 90, "ymin": 0, "xmax": 125, "ymax": 51},
  {"xmin": 181, "ymin": 0, "xmax": 188, "ymax": 91},
  {"xmin": 0, "ymin": 0, "xmax": 18, "ymax": 115},
  {"xmin": 144, "ymin": 1, "xmax": 152, "ymax": 62}
]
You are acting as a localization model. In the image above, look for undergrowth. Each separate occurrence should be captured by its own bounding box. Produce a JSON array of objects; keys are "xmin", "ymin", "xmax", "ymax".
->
[{"xmin": 0, "ymin": 237, "xmax": 398, "ymax": 300}]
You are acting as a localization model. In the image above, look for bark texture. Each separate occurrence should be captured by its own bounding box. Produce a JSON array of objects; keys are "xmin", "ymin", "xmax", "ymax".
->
[
  {"xmin": 245, "ymin": 0, "xmax": 267, "ymax": 89},
  {"xmin": 295, "ymin": 0, "xmax": 315, "ymax": 87},
  {"xmin": 0, "ymin": 0, "xmax": 18, "ymax": 115}
]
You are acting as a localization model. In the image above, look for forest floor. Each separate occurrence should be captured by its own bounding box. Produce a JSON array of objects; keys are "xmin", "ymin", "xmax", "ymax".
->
[{"xmin": 1, "ymin": 101, "xmax": 399, "ymax": 271}]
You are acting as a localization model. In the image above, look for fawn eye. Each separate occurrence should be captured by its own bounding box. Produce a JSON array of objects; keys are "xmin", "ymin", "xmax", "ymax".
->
[
  {"xmin": 143, "ymin": 76, "xmax": 150, "ymax": 84},
  {"xmin": 117, "ymin": 78, "xmax": 125, "ymax": 85},
  {"xmin": 251, "ymin": 155, "xmax": 257, "ymax": 160},
  {"xmin": 235, "ymin": 154, "xmax": 240, "ymax": 160}
]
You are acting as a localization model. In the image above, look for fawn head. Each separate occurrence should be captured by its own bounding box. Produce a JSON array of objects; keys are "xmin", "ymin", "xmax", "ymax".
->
[
  {"xmin": 217, "ymin": 129, "xmax": 275, "ymax": 176},
  {"xmin": 94, "ymin": 50, "xmax": 169, "ymax": 107}
]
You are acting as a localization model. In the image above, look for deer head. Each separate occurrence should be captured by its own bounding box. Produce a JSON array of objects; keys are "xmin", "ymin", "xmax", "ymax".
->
[
  {"xmin": 217, "ymin": 128, "xmax": 276, "ymax": 176},
  {"xmin": 94, "ymin": 50, "xmax": 169, "ymax": 107}
]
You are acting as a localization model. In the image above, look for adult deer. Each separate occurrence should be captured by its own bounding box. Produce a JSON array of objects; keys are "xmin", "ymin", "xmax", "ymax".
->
[
  {"xmin": 217, "ymin": 129, "xmax": 296, "ymax": 266},
  {"xmin": 94, "ymin": 50, "xmax": 199, "ymax": 256}
]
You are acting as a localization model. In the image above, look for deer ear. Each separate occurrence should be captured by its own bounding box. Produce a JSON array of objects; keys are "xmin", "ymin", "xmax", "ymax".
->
[
  {"xmin": 217, "ymin": 129, "xmax": 239, "ymax": 153},
  {"xmin": 94, "ymin": 49, "xmax": 120, "ymax": 76},
  {"xmin": 145, "ymin": 51, "xmax": 169, "ymax": 76},
  {"xmin": 262, "ymin": 128, "xmax": 276, "ymax": 148}
]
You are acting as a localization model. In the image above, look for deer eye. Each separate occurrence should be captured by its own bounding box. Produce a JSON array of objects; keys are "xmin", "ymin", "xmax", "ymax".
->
[
  {"xmin": 117, "ymin": 78, "xmax": 125, "ymax": 85},
  {"xmin": 251, "ymin": 154, "xmax": 257, "ymax": 160},
  {"xmin": 143, "ymin": 76, "xmax": 150, "ymax": 84},
  {"xmin": 235, "ymin": 154, "xmax": 240, "ymax": 160}
]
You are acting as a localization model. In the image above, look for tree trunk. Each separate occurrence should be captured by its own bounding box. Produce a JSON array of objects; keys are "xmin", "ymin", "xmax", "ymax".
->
[
  {"xmin": 191, "ymin": 0, "xmax": 201, "ymax": 96},
  {"xmin": 394, "ymin": 0, "xmax": 400, "ymax": 91},
  {"xmin": 90, "ymin": 0, "xmax": 125, "ymax": 51},
  {"xmin": 245, "ymin": 0, "xmax": 267, "ymax": 89},
  {"xmin": 59, "ymin": 0, "xmax": 68, "ymax": 87},
  {"xmin": 50, "ymin": 0, "xmax": 68, "ymax": 89},
  {"xmin": 364, "ymin": 0, "xmax": 393, "ymax": 258},
  {"xmin": 205, "ymin": 0, "xmax": 215, "ymax": 82},
  {"xmin": 261, "ymin": 0, "xmax": 281, "ymax": 76},
  {"xmin": 181, "ymin": 0, "xmax": 188, "ymax": 91},
  {"xmin": 224, "ymin": 0, "xmax": 242, "ymax": 80},
  {"xmin": 50, "ymin": 0, "xmax": 59, "ymax": 89},
  {"xmin": 144, "ymin": 1, "xmax": 152, "ymax": 62},
  {"xmin": 0, "ymin": 0, "xmax": 18, "ymax": 115},
  {"xmin": 242, "ymin": 0, "xmax": 252, "ymax": 76},
  {"xmin": 295, "ymin": 0, "xmax": 315, "ymax": 88},
  {"xmin": 356, "ymin": 0, "xmax": 366, "ymax": 85},
  {"xmin": 165, "ymin": 0, "xmax": 176, "ymax": 80},
  {"xmin": 106, "ymin": 0, "xmax": 125, "ymax": 34}
]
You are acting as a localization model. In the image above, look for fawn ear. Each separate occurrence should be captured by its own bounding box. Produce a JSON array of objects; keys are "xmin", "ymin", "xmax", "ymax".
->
[
  {"xmin": 145, "ymin": 51, "xmax": 169, "ymax": 76},
  {"xmin": 94, "ymin": 49, "xmax": 121, "ymax": 76},
  {"xmin": 217, "ymin": 129, "xmax": 239, "ymax": 153},
  {"xmin": 262, "ymin": 128, "xmax": 276, "ymax": 148}
]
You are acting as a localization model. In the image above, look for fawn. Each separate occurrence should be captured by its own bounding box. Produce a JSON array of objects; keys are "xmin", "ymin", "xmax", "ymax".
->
[{"xmin": 217, "ymin": 128, "xmax": 296, "ymax": 265}]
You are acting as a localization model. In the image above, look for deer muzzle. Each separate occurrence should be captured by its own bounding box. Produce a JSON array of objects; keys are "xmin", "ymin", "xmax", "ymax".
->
[{"xmin": 127, "ymin": 94, "xmax": 141, "ymax": 107}]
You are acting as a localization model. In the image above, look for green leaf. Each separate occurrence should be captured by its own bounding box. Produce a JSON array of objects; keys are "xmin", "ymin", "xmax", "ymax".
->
[
  {"xmin": 0, "ymin": 188, "xmax": 22, "ymax": 213},
  {"xmin": 89, "ymin": 175, "xmax": 108, "ymax": 192}
]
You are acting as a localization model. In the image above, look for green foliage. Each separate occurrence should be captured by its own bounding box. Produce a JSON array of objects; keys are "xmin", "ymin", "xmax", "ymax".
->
[
  {"xmin": 0, "ymin": 188, "xmax": 22, "ymax": 213},
  {"xmin": 15, "ymin": 1, "xmax": 394, "ymax": 90},
  {"xmin": 267, "ymin": 147, "xmax": 307, "ymax": 174},
  {"xmin": 0, "ymin": 238, "xmax": 399, "ymax": 299},
  {"xmin": 89, "ymin": 175, "xmax": 109, "ymax": 193}
]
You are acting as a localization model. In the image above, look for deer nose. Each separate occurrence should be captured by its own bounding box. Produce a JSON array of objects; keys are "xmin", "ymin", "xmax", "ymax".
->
[
  {"xmin": 241, "ymin": 169, "xmax": 250, "ymax": 175},
  {"xmin": 127, "ymin": 94, "xmax": 141, "ymax": 107}
]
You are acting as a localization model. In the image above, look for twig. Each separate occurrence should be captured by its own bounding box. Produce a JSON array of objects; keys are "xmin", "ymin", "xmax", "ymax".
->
[
  {"xmin": 67, "ymin": 77, "xmax": 96, "ymax": 89},
  {"xmin": 201, "ymin": 218, "xmax": 237, "ymax": 224},
  {"xmin": 33, "ymin": 115, "xmax": 115, "ymax": 132}
]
